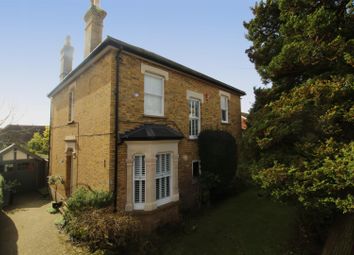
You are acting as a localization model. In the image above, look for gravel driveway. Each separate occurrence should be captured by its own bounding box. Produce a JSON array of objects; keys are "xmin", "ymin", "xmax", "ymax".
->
[{"xmin": 0, "ymin": 192, "xmax": 89, "ymax": 255}]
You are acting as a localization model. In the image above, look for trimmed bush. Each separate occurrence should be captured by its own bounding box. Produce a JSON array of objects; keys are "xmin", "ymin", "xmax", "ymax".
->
[
  {"xmin": 66, "ymin": 187, "xmax": 113, "ymax": 213},
  {"xmin": 65, "ymin": 208, "xmax": 141, "ymax": 252},
  {"xmin": 198, "ymin": 130, "xmax": 238, "ymax": 199},
  {"xmin": 0, "ymin": 174, "xmax": 4, "ymax": 208},
  {"xmin": 63, "ymin": 187, "xmax": 142, "ymax": 253}
]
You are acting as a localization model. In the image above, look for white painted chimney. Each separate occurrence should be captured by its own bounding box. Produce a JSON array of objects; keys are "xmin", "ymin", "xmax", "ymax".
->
[
  {"xmin": 84, "ymin": 0, "xmax": 107, "ymax": 58},
  {"xmin": 60, "ymin": 36, "xmax": 74, "ymax": 81}
]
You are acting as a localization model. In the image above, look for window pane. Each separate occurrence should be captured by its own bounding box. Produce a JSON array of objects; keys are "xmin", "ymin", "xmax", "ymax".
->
[
  {"xmin": 141, "ymin": 180, "xmax": 145, "ymax": 203},
  {"xmin": 134, "ymin": 155, "xmax": 145, "ymax": 206},
  {"xmin": 166, "ymin": 177, "xmax": 170, "ymax": 197},
  {"xmin": 156, "ymin": 153, "xmax": 172, "ymax": 202},
  {"xmin": 135, "ymin": 180, "xmax": 140, "ymax": 203},
  {"xmin": 221, "ymin": 96, "xmax": 226, "ymax": 109},
  {"xmin": 145, "ymin": 74, "xmax": 163, "ymax": 96},
  {"xmin": 156, "ymin": 179, "xmax": 160, "ymax": 200},
  {"xmin": 144, "ymin": 94, "xmax": 162, "ymax": 115},
  {"xmin": 222, "ymin": 110, "xmax": 227, "ymax": 122},
  {"xmin": 189, "ymin": 99, "xmax": 201, "ymax": 136}
]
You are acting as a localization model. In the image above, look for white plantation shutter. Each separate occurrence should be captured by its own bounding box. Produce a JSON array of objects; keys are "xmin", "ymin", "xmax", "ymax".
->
[
  {"xmin": 134, "ymin": 155, "xmax": 145, "ymax": 209},
  {"xmin": 156, "ymin": 153, "xmax": 171, "ymax": 204},
  {"xmin": 144, "ymin": 73, "xmax": 164, "ymax": 116}
]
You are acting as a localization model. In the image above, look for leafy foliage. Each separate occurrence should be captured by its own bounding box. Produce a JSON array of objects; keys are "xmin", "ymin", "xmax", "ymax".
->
[
  {"xmin": 63, "ymin": 187, "xmax": 141, "ymax": 253},
  {"xmin": 66, "ymin": 187, "xmax": 113, "ymax": 214},
  {"xmin": 198, "ymin": 130, "xmax": 237, "ymax": 199},
  {"xmin": 48, "ymin": 175, "xmax": 64, "ymax": 202},
  {"xmin": 242, "ymin": 0, "xmax": 354, "ymax": 214},
  {"xmin": 27, "ymin": 126, "xmax": 49, "ymax": 155},
  {"xmin": 64, "ymin": 208, "xmax": 141, "ymax": 252}
]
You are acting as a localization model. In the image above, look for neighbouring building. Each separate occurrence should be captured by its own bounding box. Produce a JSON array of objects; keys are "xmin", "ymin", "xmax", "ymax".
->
[
  {"xmin": 48, "ymin": 1, "xmax": 245, "ymax": 228},
  {"xmin": 0, "ymin": 125, "xmax": 45, "ymax": 150},
  {"xmin": 0, "ymin": 144, "xmax": 47, "ymax": 192},
  {"xmin": 241, "ymin": 112, "xmax": 248, "ymax": 130}
]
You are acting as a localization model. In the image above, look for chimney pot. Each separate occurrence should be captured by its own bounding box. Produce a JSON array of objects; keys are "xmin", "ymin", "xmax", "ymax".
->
[
  {"xmin": 84, "ymin": 0, "xmax": 107, "ymax": 58},
  {"xmin": 60, "ymin": 35, "xmax": 74, "ymax": 81}
]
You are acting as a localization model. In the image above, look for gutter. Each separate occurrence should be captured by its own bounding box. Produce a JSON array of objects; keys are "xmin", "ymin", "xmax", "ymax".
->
[{"xmin": 113, "ymin": 48, "xmax": 122, "ymax": 212}]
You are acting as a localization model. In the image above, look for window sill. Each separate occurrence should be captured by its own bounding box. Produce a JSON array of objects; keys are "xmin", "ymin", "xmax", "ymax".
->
[
  {"xmin": 221, "ymin": 121, "xmax": 230, "ymax": 125},
  {"xmin": 143, "ymin": 114, "xmax": 166, "ymax": 119},
  {"xmin": 131, "ymin": 201, "xmax": 179, "ymax": 215},
  {"xmin": 188, "ymin": 136, "xmax": 198, "ymax": 140},
  {"xmin": 67, "ymin": 120, "xmax": 75, "ymax": 125}
]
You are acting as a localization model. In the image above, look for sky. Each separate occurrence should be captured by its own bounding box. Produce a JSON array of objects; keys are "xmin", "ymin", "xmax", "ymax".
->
[{"xmin": 0, "ymin": 0, "xmax": 262, "ymax": 127}]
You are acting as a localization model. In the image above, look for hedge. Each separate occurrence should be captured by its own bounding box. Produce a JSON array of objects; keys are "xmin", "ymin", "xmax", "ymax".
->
[{"xmin": 198, "ymin": 130, "xmax": 238, "ymax": 197}]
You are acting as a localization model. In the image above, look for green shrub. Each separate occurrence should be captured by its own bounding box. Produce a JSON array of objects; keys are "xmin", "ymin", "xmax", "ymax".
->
[
  {"xmin": 66, "ymin": 187, "xmax": 113, "ymax": 214},
  {"xmin": 65, "ymin": 208, "xmax": 141, "ymax": 252},
  {"xmin": 0, "ymin": 174, "xmax": 4, "ymax": 208},
  {"xmin": 198, "ymin": 130, "xmax": 238, "ymax": 200}
]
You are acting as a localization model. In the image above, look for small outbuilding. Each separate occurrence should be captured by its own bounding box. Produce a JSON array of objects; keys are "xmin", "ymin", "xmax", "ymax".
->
[{"xmin": 0, "ymin": 143, "xmax": 47, "ymax": 192}]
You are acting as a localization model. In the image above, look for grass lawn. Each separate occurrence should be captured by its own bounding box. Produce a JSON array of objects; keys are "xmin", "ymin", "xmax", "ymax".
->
[{"xmin": 161, "ymin": 189, "xmax": 302, "ymax": 255}]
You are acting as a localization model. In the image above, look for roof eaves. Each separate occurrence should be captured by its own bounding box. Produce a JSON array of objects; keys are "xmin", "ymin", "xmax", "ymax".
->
[{"xmin": 48, "ymin": 36, "xmax": 246, "ymax": 98}]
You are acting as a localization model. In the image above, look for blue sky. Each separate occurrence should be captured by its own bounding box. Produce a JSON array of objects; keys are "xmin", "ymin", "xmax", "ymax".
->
[{"xmin": 0, "ymin": 0, "xmax": 262, "ymax": 127}]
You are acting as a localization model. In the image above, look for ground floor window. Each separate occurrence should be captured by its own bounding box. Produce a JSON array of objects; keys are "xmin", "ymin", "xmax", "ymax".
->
[
  {"xmin": 126, "ymin": 140, "xmax": 179, "ymax": 212},
  {"xmin": 133, "ymin": 155, "xmax": 146, "ymax": 209},
  {"xmin": 192, "ymin": 160, "xmax": 201, "ymax": 178},
  {"xmin": 156, "ymin": 153, "xmax": 171, "ymax": 205}
]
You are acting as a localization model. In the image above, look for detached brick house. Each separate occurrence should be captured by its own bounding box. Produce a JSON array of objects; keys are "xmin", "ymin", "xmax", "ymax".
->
[{"xmin": 48, "ymin": 1, "xmax": 245, "ymax": 227}]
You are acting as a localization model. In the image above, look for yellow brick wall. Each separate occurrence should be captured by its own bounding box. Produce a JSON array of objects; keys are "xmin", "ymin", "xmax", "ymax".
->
[
  {"xmin": 50, "ymin": 50, "xmax": 116, "ymax": 198},
  {"xmin": 50, "ymin": 50, "xmax": 242, "ymax": 211},
  {"xmin": 117, "ymin": 53, "xmax": 242, "ymax": 209}
]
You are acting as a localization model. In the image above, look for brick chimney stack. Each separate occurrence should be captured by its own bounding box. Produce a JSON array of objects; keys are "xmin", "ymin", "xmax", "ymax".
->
[
  {"xmin": 84, "ymin": 0, "xmax": 107, "ymax": 58},
  {"xmin": 60, "ymin": 36, "xmax": 74, "ymax": 81}
]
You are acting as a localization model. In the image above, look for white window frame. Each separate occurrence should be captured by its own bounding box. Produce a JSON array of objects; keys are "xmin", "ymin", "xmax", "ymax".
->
[
  {"xmin": 220, "ymin": 95, "xmax": 229, "ymax": 123},
  {"xmin": 189, "ymin": 98, "xmax": 201, "ymax": 139},
  {"xmin": 68, "ymin": 90, "xmax": 74, "ymax": 122},
  {"xmin": 133, "ymin": 154, "xmax": 146, "ymax": 210},
  {"xmin": 155, "ymin": 152, "xmax": 172, "ymax": 207},
  {"xmin": 144, "ymin": 72, "xmax": 164, "ymax": 117},
  {"xmin": 192, "ymin": 160, "xmax": 201, "ymax": 178}
]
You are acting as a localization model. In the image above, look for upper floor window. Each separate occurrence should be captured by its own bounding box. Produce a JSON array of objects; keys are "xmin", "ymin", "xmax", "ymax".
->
[
  {"xmin": 68, "ymin": 90, "xmax": 74, "ymax": 122},
  {"xmin": 144, "ymin": 73, "xmax": 164, "ymax": 116},
  {"xmin": 220, "ymin": 95, "xmax": 229, "ymax": 123},
  {"xmin": 189, "ymin": 98, "xmax": 201, "ymax": 138},
  {"xmin": 133, "ymin": 155, "xmax": 146, "ymax": 210},
  {"xmin": 156, "ymin": 153, "xmax": 171, "ymax": 206}
]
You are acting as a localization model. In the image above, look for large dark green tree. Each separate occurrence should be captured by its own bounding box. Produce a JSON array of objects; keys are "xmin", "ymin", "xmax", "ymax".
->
[{"xmin": 242, "ymin": 0, "xmax": 354, "ymax": 214}]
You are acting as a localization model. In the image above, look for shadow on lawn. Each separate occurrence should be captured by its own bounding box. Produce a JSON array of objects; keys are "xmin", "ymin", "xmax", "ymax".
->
[{"xmin": 0, "ymin": 210, "xmax": 18, "ymax": 255}]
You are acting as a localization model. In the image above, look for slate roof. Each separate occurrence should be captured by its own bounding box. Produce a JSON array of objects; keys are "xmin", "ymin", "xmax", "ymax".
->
[
  {"xmin": 121, "ymin": 124, "xmax": 184, "ymax": 141},
  {"xmin": 48, "ymin": 36, "xmax": 246, "ymax": 97}
]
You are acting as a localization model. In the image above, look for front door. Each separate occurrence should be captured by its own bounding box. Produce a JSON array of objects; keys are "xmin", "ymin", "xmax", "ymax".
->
[{"xmin": 66, "ymin": 149, "xmax": 74, "ymax": 196}]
